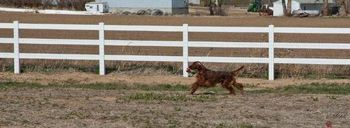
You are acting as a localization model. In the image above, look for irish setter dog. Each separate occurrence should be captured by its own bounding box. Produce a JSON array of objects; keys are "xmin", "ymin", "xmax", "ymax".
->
[{"xmin": 186, "ymin": 61, "xmax": 244, "ymax": 95}]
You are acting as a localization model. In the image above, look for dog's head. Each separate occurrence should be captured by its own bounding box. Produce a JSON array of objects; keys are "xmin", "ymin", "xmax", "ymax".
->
[{"xmin": 186, "ymin": 61, "xmax": 205, "ymax": 73}]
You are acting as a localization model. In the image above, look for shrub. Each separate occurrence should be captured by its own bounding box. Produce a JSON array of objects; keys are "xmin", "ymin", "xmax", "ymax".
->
[{"xmin": 0, "ymin": 0, "xmax": 94, "ymax": 11}]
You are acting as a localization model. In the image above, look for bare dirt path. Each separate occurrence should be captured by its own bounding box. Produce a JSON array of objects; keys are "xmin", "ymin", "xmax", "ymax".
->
[{"xmin": 0, "ymin": 72, "xmax": 348, "ymax": 87}]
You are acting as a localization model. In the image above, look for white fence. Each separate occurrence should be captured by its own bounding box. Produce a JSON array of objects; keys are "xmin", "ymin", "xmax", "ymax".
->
[{"xmin": 1, "ymin": 21, "xmax": 350, "ymax": 80}]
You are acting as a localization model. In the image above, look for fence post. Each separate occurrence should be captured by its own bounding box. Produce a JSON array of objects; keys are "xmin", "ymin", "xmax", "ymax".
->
[
  {"xmin": 99, "ymin": 22, "xmax": 105, "ymax": 75},
  {"xmin": 13, "ymin": 21, "xmax": 20, "ymax": 74},
  {"xmin": 182, "ymin": 24, "xmax": 189, "ymax": 77},
  {"xmin": 268, "ymin": 25, "xmax": 274, "ymax": 80}
]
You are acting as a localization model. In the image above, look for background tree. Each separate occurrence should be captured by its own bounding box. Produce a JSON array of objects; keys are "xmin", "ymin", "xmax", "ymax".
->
[
  {"xmin": 208, "ymin": 0, "xmax": 215, "ymax": 15},
  {"xmin": 207, "ymin": 0, "xmax": 225, "ymax": 16},
  {"xmin": 323, "ymin": 0, "xmax": 329, "ymax": 16},
  {"xmin": 338, "ymin": 0, "xmax": 349, "ymax": 16},
  {"xmin": 282, "ymin": 0, "xmax": 287, "ymax": 16},
  {"xmin": 286, "ymin": 0, "xmax": 292, "ymax": 16}
]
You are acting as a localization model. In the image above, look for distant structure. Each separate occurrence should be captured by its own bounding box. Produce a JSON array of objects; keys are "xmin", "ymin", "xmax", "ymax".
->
[
  {"xmin": 272, "ymin": 0, "xmax": 336, "ymax": 16},
  {"xmin": 273, "ymin": 0, "xmax": 300, "ymax": 16},
  {"xmin": 85, "ymin": 2, "xmax": 109, "ymax": 13},
  {"xmin": 299, "ymin": 0, "xmax": 336, "ymax": 10},
  {"xmin": 95, "ymin": 0, "xmax": 188, "ymax": 14},
  {"xmin": 189, "ymin": 0, "xmax": 200, "ymax": 5}
]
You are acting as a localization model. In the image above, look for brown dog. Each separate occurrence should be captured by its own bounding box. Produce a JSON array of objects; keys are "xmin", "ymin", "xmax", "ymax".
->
[{"xmin": 186, "ymin": 61, "xmax": 244, "ymax": 95}]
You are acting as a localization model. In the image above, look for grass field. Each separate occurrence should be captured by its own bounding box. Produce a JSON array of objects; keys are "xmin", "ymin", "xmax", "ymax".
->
[{"xmin": 1, "ymin": 81, "xmax": 350, "ymax": 127}]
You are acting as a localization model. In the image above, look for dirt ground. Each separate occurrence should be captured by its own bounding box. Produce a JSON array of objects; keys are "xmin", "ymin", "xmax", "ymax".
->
[
  {"xmin": 0, "ymin": 72, "xmax": 349, "ymax": 88},
  {"xmin": 0, "ymin": 73, "xmax": 350, "ymax": 128},
  {"xmin": 1, "ymin": 88, "xmax": 349, "ymax": 128}
]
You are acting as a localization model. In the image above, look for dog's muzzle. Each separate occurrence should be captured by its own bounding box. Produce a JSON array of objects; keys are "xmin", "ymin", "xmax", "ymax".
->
[{"xmin": 186, "ymin": 68, "xmax": 192, "ymax": 73}]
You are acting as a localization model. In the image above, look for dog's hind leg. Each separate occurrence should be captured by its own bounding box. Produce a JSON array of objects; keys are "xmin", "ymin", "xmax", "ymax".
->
[
  {"xmin": 225, "ymin": 86, "xmax": 236, "ymax": 95},
  {"xmin": 222, "ymin": 80, "xmax": 236, "ymax": 95},
  {"xmin": 234, "ymin": 83, "xmax": 244, "ymax": 95}
]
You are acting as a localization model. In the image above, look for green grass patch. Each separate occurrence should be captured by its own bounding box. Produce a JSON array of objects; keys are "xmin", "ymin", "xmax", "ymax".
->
[
  {"xmin": 126, "ymin": 92, "xmax": 217, "ymax": 102},
  {"xmin": 0, "ymin": 81, "xmax": 189, "ymax": 91},
  {"xmin": 1, "ymin": 64, "xmax": 102, "ymax": 74},
  {"xmin": 238, "ymin": 122, "xmax": 254, "ymax": 128},
  {"xmin": 252, "ymin": 83, "xmax": 350, "ymax": 95},
  {"xmin": 133, "ymin": 84, "xmax": 189, "ymax": 91},
  {"xmin": 1, "ymin": 62, "xmax": 182, "ymax": 75},
  {"xmin": 276, "ymin": 83, "xmax": 350, "ymax": 94},
  {"xmin": 0, "ymin": 82, "xmax": 46, "ymax": 89}
]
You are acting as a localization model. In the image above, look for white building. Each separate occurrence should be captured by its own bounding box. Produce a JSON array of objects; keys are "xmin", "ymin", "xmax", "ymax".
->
[
  {"xmin": 272, "ymin": 0, "xmax": 337, "ymax": 16},
  {"xmin": 95, "ymin": 0, "xmax": 188, "ymax": 14},
  {"xmin": 85, "ymin": 2, "xmax": 109, "ymax": 13},
  {"xmin": 299, "ymin": 0, "xmax": 336, "ymax": 10},
  {"xmin": 189, "ymin": 0, "xmax": 200, "ymax": 5},
  {"xmin": 273, "ymin": 0, "xmax": 301, "ymax": 16}
]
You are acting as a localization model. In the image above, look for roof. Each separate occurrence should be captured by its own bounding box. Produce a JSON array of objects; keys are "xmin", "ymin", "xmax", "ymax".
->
[
  {"xmin": 86, "ymin": 2, "xmax": 108, "ymax": 5},
  {"xmin": 272, "ymin": 0, "xmax": 335, "ymax": 4},
  {"xmin": 299, "ymin": 0, "xmax": 335, "ymax": 4}
]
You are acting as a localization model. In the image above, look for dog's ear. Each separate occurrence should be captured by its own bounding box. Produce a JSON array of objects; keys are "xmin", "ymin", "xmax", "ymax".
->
[{"xmin": 196, "ymin": 62, "xmax": 205, "ymax": 70}]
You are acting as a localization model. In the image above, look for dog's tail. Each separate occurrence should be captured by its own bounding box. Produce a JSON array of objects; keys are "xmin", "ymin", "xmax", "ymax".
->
[{"xmin": 231, "ymin": 66, "xmax": 244, "ymax": 76}]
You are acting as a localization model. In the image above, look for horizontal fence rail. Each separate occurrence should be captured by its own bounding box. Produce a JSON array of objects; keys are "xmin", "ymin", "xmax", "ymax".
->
[
  {"xmin": 0, "ymin": 21, "xmax": 350, "ymax": 80},
  {"xmin": 274, "ymin": 27, "xmax": 350, "ymax": 34}
]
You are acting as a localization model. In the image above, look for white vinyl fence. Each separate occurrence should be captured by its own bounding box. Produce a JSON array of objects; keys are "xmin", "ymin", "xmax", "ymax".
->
[{"xmin": 1, "ymin": 21, "xmax": 350, "ymax": 80}]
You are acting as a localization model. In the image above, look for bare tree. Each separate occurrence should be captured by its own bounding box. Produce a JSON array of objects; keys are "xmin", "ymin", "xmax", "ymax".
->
[
  {"xmin": 344, "ymin": 0, "xmax": 349, "ymax": 15},
  {"xmin": 282, "ymin": 0, "xmax": 287, "ymax": 16},
  {"xmin": 286, "ymin": 0, "xmax": 292, "ymax": 16},
  {"xmin": 42, "ymin": 0, "xmax": 53, "ymax": 9},
  {"xmin": 215, "ymin": 0, "xmax": 223, "ymax": 15},
  {"xmin": 323, "ymin": 0, "xmax": 329, "ymax": 16},
  {"xmin": 208, "ymin": 0, "xmax": 215, "ymax": 15},
  {"xmin": 207, "ymin": 0, "xmax": 224, "ymax": 16},
  {"xmin": 338, "ymin": 0, "xmax": 349, "ymax": 16}
]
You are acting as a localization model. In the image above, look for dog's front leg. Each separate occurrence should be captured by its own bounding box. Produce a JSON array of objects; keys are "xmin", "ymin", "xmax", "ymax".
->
[{"xmin": 190, "ymin": 83, "xmax": 200, "ymax": 95}]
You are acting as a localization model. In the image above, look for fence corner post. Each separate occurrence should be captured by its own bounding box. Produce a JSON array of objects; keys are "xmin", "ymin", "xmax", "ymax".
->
[
  {"xmin": 99, "ymin": 22, "xmax": 105, "ymax": 75},
  {"xmin": 182, "ymin": 24, "xmax": 189, "ymax": 77},
  {"xmin": 268, "ymin": 25, "xmax": 275, "ymax": 80},
  {"xmin": 13, "ymin": 21, "xmax": 20, "ymax": 74}
]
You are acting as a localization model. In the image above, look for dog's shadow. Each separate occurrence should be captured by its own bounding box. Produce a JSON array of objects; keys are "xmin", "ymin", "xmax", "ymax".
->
[
  {"xmin": 194, "ymin": 91, "xmax": 230, "ymax": 96},
  {"xmin": 193, "ymin": 91, "xmax": 245, "ymax": 96},
  {"xmin": 200, "ymin": 91, "xmax": 216, "ymax": 95}
]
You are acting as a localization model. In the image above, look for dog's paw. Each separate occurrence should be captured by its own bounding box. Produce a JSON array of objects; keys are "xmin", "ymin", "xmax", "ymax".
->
[
  {"xmin": 203, "ymin": 91, "xmax": 216, "ymax": 95},
  {"xmin": 188, "ymin": 72, "xmax": 195, "ymax": 77}
]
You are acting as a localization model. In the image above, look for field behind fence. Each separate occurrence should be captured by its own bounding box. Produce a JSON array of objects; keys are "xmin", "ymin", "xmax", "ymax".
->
[{"xmin": 0, "ymin": 21, "xmax": 350, "ymax": 80}]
